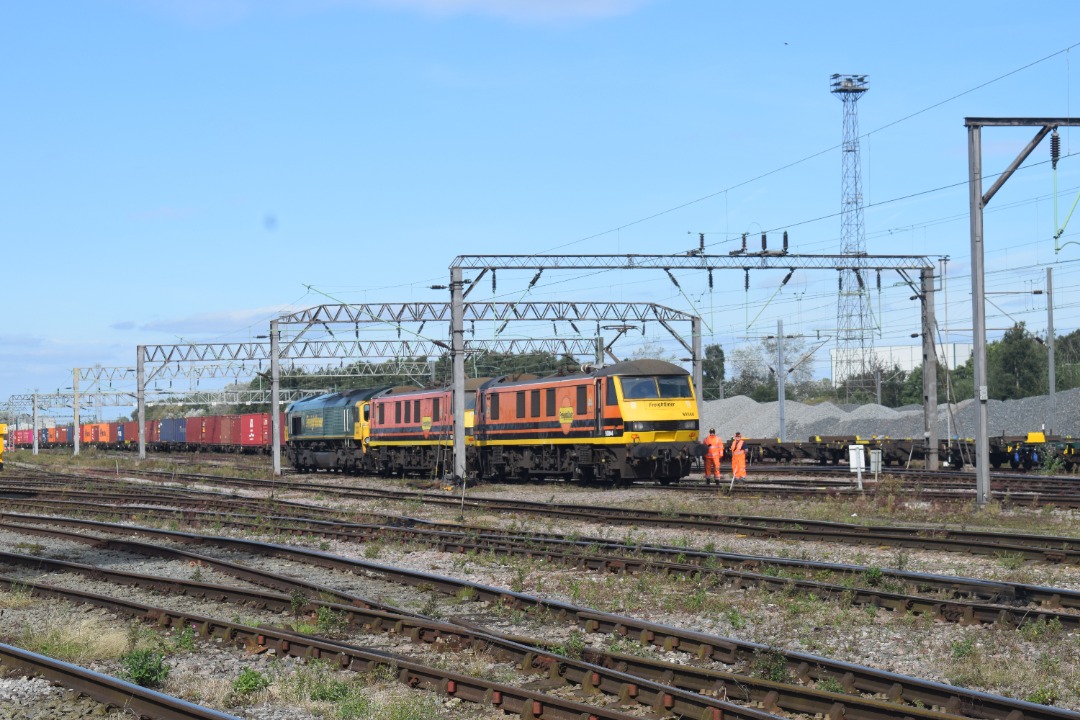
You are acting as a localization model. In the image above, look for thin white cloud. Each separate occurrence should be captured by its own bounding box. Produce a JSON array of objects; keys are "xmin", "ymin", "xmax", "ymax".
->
[
  {"xmin": 356, "ymin": 0, "xmax": 649, "ymax": 23},
  {"xmin": 137, "ymin": 306, "xmax": 295, "ymax": 336},
  {"xmin": 130, "ymin": 0, "xmax": 648, "ymax": 25}
]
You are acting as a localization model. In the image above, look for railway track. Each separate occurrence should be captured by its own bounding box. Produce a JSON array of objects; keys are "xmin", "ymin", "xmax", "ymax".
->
[
  {"xmin": 2, "ymin": 513, "xmax": 1076, "ymax": 720},
  {"xmin": 7, "ymin": 473, "xmax": 1080, "ymax": 564},
  {"xmin": 0, "ymin": 545, "xmax": 951, "ymax": 720},
  {"xmin": 4, "ymin": 464, "xmax": 1080, "ymax": 715},
  {"xmin": 0, "ymin": 642, "xmax": 240, "ymax": 720},
  {"xmin": 8, "ymin": 465, "xmax": 1080, "ymax": 559},
  {"xmin": 4, "ymin": 494, "xmax": 1080, "ymax": 634}
]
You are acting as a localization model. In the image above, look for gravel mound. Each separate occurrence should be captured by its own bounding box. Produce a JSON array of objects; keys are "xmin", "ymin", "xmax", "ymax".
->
[{"xmin": 702, "ymin": 388, "xmax": 1077, "ymax": 440}]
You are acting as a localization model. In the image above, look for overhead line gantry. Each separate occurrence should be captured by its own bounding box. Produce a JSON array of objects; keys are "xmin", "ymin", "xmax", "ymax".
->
[{"xmin": 447, "ymin": 252, "xmax": 938, "ymax": 481}]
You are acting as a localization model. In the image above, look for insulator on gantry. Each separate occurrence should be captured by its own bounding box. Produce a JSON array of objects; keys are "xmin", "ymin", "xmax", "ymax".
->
[
  {"xmin": 1052, "ymin": 129, "xmax": 1061, "ymax": 170},
  {"xmin": 744, "ymin": 269, "xmax": 750, "ymax": 290}
]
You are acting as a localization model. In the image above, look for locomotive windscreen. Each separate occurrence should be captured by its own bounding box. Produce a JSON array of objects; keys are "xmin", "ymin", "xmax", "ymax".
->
[{"xmin": 619, "ymin": 375, "xmax": 693, "ymax": 400}]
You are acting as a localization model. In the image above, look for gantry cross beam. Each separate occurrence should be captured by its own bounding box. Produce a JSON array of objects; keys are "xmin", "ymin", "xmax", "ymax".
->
[
  {"xmin": 265, "ymin": 302, "xmax": 678, "ymax": 474},
  {"xmin": 447, "ymin": 252, "xmax": 937, "ymax": 481},
  {"xmin": 6, "ymin": 392, "xmax": 135, "ymax": 455},
  {"xmin": 139, "ymin": 310, "xmax": 617, "ymax": 471}
]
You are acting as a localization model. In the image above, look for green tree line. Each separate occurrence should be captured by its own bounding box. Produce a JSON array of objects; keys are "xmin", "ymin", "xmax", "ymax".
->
[{"xmin": 702, "ymin": 322, "xmax": 1078, "ymax": 407}]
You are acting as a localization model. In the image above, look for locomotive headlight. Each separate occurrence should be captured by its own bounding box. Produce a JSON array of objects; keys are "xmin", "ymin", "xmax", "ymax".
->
[
  {"xmin": 678, "ymin": 420, "xmax": 698, "ymax": 430},
  {"xmin": 625, "ymin": 422, "xmax": 646, "ymax": 432}
]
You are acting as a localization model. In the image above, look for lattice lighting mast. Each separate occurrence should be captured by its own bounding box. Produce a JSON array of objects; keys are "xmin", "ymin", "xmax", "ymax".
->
[{"xmin": 831, "ymin": 73, "xmax": 874, "ymax": 399}]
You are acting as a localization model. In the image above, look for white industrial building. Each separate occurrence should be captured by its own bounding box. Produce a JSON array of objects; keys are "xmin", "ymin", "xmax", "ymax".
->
[{"xmin": 830, "ymin": 343, "xmax": 973, "ymax": 382}]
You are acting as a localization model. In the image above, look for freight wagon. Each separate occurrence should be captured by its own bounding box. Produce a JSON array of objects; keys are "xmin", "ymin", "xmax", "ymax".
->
[{"xmin": 7, "ymin": 413, "xmax": 285, "ymax": 454}]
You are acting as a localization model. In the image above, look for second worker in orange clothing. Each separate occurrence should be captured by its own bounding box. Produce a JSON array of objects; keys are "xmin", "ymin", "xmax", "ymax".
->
[{"xmin": 729, "ymin": 432, "xmax": 746, "ymax": 483}]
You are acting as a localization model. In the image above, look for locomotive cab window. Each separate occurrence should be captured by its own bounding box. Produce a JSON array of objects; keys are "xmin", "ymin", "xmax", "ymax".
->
[
  {"xmin": 291, "ymin": 417, "xmax": 302, "ymax": 436},
  {"xmin": 530, "ymin": 390, "xmax": 540, "ymax": 418},
  {"xmin": 576, "ymin": 386, "xmax": 587, "ymax": 414},
  {"xmin": 432, "ymin": 398, "xmax": 440, "ymax": 421},
  {"xmin": 516, "ymin": 391, "xmax": 525, "ymax": 418},
  {"xmin": 490, "ymin": 394, "xmax": 500, "ymax": 420},
  {"xmin": 413, "ymin": 400, "xmax": 421, "ymax": 422},
  {"xmin": 545, "ymin": 388, "xmax": 555, "ymax": 416},
  {"xmin": 657, "ymin": 376, "xmax": 692, "ymax": 398},
  {"xmin": 395, "ymin": 402, "xmax": 402, "ymax": 424},
  {"xmin": 606, "ymin": 378, "xmax": 618, "ymax": 405},
  {"xmin": 378, "ymin": 405, "xmax": 384, "ymax": 425},
  {"xmin": 404, "ymin": 401, "xmax": 411, "ymax": 424},
  {"xmin": 363, "ymin": 405, "xmax": 370, "ymax": 422}
]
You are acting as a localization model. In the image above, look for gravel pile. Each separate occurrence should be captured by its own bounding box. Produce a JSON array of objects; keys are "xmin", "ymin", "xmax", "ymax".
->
[{"xmin": 702, "ymin": 388, "xmax": 1079, "ymax": 440}]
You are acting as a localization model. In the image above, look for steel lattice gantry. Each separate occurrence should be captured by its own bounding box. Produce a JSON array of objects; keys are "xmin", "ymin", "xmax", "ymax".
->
[
  {"xmin": 6, "ymin": 392, "xmax": 134, "ymax": 455},
  {"xmin": 447, "ymin": 253, "xmax": 937, "ymax": 481},
  {"xmin": 133, "ymin": 339, "xmax": 545, "ymax": 461},
  {"xmin": 136, "ymin": 322, "xmax": 612, "ymax": 473},
  {"xmin": 266, "ymin": 303, "xmax": 683, "ymax": 475},
  {"xmin": 967, "ymin": 117, "xmax": 1080, "ymax": 506}
]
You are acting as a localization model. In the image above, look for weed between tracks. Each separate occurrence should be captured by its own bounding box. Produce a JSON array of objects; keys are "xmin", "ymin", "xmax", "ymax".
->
[{"xmin": 5, "ymin": 604, "xmax": 128, "ymax": 664}]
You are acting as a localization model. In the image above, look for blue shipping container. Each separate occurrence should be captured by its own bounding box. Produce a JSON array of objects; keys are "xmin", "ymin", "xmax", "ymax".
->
[{"xmin": 160, "ymin": 418, "xmax": 187, "ymax": 444}]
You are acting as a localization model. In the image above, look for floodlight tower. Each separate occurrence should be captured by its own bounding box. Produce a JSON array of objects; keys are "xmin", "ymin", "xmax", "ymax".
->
[{"xmin": 831, "ymin": 73, "xmax": 874, "ymax": 399}]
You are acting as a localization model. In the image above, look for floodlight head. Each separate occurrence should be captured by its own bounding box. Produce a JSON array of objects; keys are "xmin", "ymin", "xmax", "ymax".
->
[{"xmin": 830, "ymin": 73, "xmax": 869, "ymax": 96}]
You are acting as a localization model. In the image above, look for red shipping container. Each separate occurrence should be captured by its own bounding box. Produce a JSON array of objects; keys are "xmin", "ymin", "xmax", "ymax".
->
[
  {"xmin": 213, "ymin": 415, "xmax": 226, "ymax": 446},
  {"xmin": 185, "ymin": 418, "xmax": 202, "ymax": 445},
  {"xmin": 203, "ymin": 416, "xmax": 219, "ymax": 447},
  {"xmin": 108, "ymin": 422, "xmax": 120, "ymax": 444},
  {"xmin": 145, "ymin": 421, "xmax": 159, "ymax": 444},
  {"xmin": 123, "ymin": 421, "xmax": 138, "ymax": 445},
  {"xmin": 240, "ymin": 413, "xmax": 263, "ymax": 447},
  {"xmin": 217, "ymin": 415, "xmax": 241, "ymax": 446}
]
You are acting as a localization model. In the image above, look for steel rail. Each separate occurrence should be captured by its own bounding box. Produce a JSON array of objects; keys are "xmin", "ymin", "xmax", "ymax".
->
[
  {"xmin": 0, "ymin": 576, "xmax": 653, "ymax": 720},
  {"xmin": 41, "ymin": 463, "xmax": 1080, "ymax": 509},
  {"xmin": 0, "ymin": 642, "xmax": 240, "ymax": 720},
  {"xmin": 30, "ymin": 472, "xmax": 1080, "ymax": 559},
  {"xmin": 0, "ymin": 549, "xmax": 969, "ymax": 720},
  {"xmin": 0, "ymin": 512, "xmax": 1074, "ymax": 720},
  {"xmin": 5, "ymin": 485, "xmax": 1079, "ymax": 610},
  {"xmin": 5, "ymin": 496, "xmax": 1079, "ymax": 627}
]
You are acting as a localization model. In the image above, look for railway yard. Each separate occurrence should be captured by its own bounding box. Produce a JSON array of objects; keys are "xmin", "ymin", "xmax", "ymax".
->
[{"xmin": 0, "ymin": 452, "xmax": 1078, "ymax": 720}]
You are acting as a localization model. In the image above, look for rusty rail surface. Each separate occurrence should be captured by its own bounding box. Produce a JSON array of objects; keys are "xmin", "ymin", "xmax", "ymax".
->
[
  {"xmin": 0, "ymin": 548, "xmax": 966, "ymax": 720},
  {"xmin": 7, "ymin": 471, "xmax": 1080, "ymax": 562},
  {"xmin": 1, "ymin": 512, "xmax": 1075, "ymax": 720},
  {"xmin": 0, "ymin": 642, "xmax": 240, "ymax": 720}
]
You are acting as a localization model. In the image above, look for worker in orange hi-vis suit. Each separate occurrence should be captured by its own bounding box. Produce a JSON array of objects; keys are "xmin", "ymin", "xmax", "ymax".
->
[
  {"xmin": 702, "ymin": 428, "xmax": 724, "ymax": 484},
  {"xmin": 729, "ymin": 432, "xmax": 747, "ymax": 489}
]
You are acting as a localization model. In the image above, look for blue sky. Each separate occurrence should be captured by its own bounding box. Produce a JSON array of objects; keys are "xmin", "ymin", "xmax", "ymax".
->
[{"xmin": 2, "ymin": 0, "xmax": 1079, "ymax": 416}]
